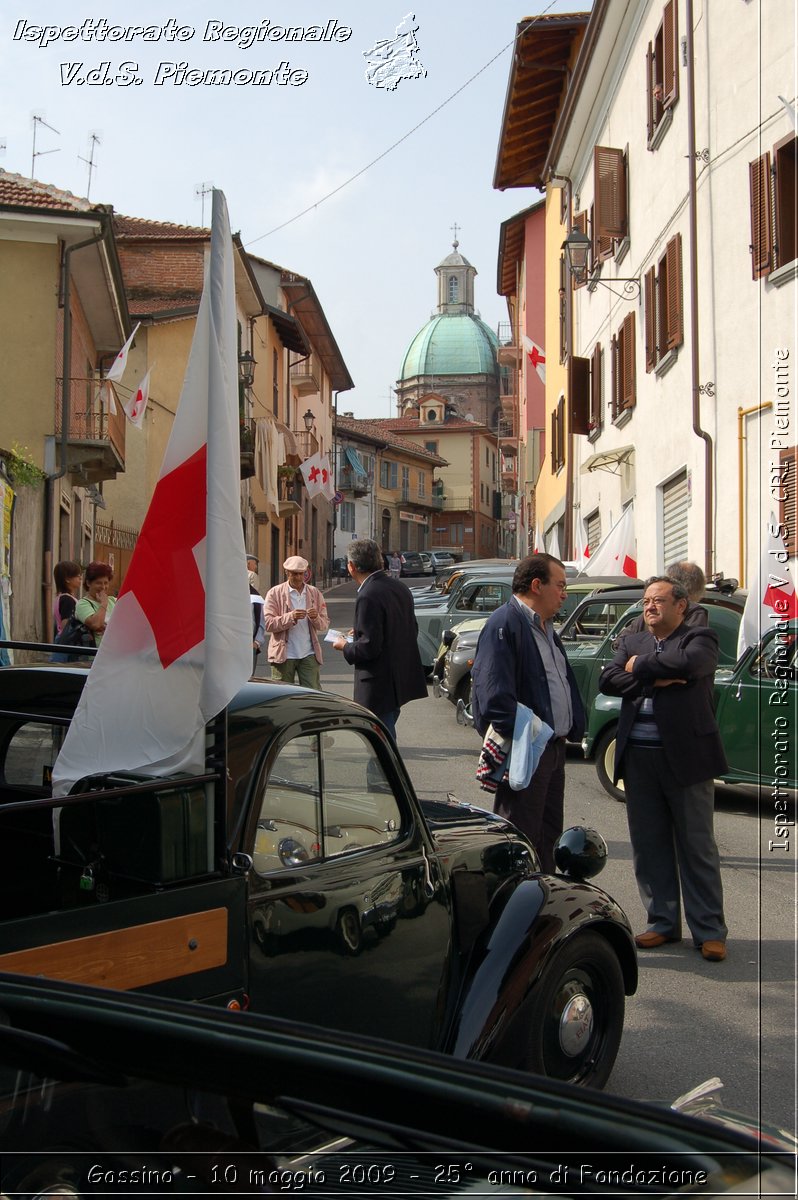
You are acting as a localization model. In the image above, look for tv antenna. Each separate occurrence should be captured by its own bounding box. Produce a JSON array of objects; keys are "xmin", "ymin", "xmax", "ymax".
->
[
  {"xmin": 195, "ymin": 181, "xmax": 214, "ymax": 225},
  {"xmin": 31, "ymin": 113, "xmax": 60, "ymax": 178},
  {"xmin": 79, "ymin": 132, "xmax": 101, "ymax": 199}
]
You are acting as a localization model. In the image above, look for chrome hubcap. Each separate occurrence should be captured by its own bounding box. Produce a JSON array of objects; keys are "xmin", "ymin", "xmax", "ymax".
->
[{"xmin": 559, "ymin": 992, "xmax": 594, "ymax": 1057}]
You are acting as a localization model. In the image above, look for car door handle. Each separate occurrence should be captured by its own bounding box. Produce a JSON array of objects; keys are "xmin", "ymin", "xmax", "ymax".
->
[{"xmin": 734, "ymin": 681, "xmax": 742, "ymax": 701}]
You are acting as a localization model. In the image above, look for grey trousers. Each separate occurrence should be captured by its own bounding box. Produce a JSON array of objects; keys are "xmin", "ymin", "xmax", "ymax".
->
[{"xmin": 623, "ymin": 746, "xmax": 727, "ymax": 944}]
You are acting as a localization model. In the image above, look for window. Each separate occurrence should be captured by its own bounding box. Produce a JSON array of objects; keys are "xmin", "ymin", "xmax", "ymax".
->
[
  {"xmin": 3, "ymin": 721, "xmax": 64, "ymax": 788},
  {"xmin": 272, "ymin": 349, "xmax": 279, "ymax": 416},
  {"xmin": 590, "ymin": 343, "xmax": 603, "ymax": 436},
  {"xmin": 568, "ymin": 355, "xmax": 591, "ymax": 436},
  {"xmin": 448, "ymin": 274, "xmax": 459, "ymax": 303},
  {"xmin": 644, "ymin": 233, "xmax": 684, "ymax": 371},
  {"xmin": 380, "ymin": 460, "xmax": 398, "ymax": 489},
  {"xmin": 586, "ymin": 509, "xmax": 602, "ymax": 556},
  {"xmin": 340, "ymin": 501, "xmax": 355, "ymax": 532},
  {"xmin": 449, "ymin": 523, "xmax": 463, "ymax": 545},
  {"xmin": 254, "ymin": 731, "xmax": 401, "ymax": 874},
  {"xmin": 417, "ymin": 470, "xmax": 426, "ymax": 498},
  {"xmin": 611, "ymin": 312, "xmax": 636, "ymax": 420},
  {"xmin": 661, "ymin": 470, "xmax": 689, "ymax": 564},
  {"xmin": 594, "ymin": 146, "xmax": 628, "ymax": 245},
  {"xmin": 424, "ymin": 440, "xmax": 438, "ymax": 454},
  {"xmin": 550, "ymin": 396, "xmax": 565, "ymax": 472},
  {"xmin": 646, "ymin": 1, "xmax": 678, "ymax": 147},
  {"xmin": 750, "ymin": 135, "xmax": 798, "ymax": 278},
  {"xmin": 401, "ymin": 465, "xmax": 410, "ymax": 499},
  {"xmin": 572, "ymin": 210, "xmax": 589, "ymax": 288},
  {"xmin": 485, "ymin": 445, "xmax": 490, "ymax": 466},
  {"xmin": 559, "ymin": 253, "xmax": 568, "ymax": 363}
]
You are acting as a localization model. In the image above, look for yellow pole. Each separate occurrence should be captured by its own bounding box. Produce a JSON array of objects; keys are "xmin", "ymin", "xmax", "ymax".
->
[{"xmin": 737, "ymin": 401, "xmax": 772, "ymax": 586}]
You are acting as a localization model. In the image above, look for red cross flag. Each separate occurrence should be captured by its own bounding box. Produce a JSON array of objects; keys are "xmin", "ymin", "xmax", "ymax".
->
[
  {"xmin": 105, "ymin": 322, "xmax": 141, "ymax": 383},
  {"xmin": 737, "ymin": 513, "xmax": 797, "ymax": 658},
  {"xmin": 53, "ymin": 191, "xmax": 252, "ymax": 796},
  {"xmin": 581, "ymin": 505, "xmax": 638, "ymax": 579},
  {"xmin": 318, "ymin": 453, "xmax": 337, "ymax": 501},
  {"xmin": 123, "ymin": 366, "xmax": 153, "ymax": 429},
  {"xmin": 522, "ymin": 335, "xmax": 546, "ymax": 384},
  {"xmin": 575, "ymin": 519, "xmax": 591, "ymax": 570},
  {"xmin": 300, "ymin": 452, "xmax": 324, "ymax": 497}
]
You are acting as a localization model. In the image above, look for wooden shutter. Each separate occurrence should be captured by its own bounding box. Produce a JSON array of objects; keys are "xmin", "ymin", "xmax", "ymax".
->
[
  {"xmin": 773, "ymin": 134, "xmax": 798, "ymax": 268},
  {"xmin": 780, "ymin": 447, "xmax": 797, "ymax": 556},
  {"xmin": 594, "ymin": 146, "xmax": 627, "ymax": 240},
  {"xmin": 550, "ymin": 408, "xmax": 557, "ymax": 472},
  {"xmin": 664, "ymin": 233, "xmax": 684, "ymax": 350},
  {"xmin": 590, "ymin": 343, "xmax": 602, "ymax": 433},
  {"xmin": 644, "ymin": 266, "xmax": 657, "ymax": 371},
  {"xmin": 621, "ymin": 312, "xmax": 636, "ymax": 411},
  {"xmin": 749, "ymin": 152, "xmax": 773, "ymax": 279},
  {"xmin": 646, "ymin": 41, "xmax": 656, "ymax": 145},
  {"xmin": 610, "ymin": 334, "xmax": 619, "ymax": 421},
  {"xmin": 662, "ymin": 0, "xmax": 678, "ymax": 108},
  {"xmin": 556, "ymin": 398, "xmax": 565, "ymax": 469},
  {"xmin": 573, "ymin": 210, "xmax": 588, "ymax": 288},
  {"xmin": 569, "ymin": 356, "xmax": 591, "ymax": 435}
]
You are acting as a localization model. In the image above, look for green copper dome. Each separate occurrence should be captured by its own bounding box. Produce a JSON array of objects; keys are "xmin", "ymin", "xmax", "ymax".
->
[{"xmin": 399, "ymin": 313, "xmax": 499, "ymax": 380}]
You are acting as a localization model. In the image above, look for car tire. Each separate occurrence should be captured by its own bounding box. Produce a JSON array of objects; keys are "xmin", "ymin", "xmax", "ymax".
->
[
  {"xmin": 594, "ymin": 726, "xmax": 626, "ymax": 802},
  {"xmin": 521, "ymin": 931, "xmax": 625, "ymax": 1089},
  {"xmin": 336, "ymin": 907, "xmax": 363, "ymax": 955},
  {"xmin": 455, "ymin": 676, "xmax": 472, "ymax": 716}
]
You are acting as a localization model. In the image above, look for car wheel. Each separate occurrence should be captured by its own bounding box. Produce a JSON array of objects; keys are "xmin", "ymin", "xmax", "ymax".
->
[
  {"xmin": 594, "ymin": 726, "xmax": 626, "ymax": 802},
  {"xmin": 336, "ymin": 907, "xmax": 363, "ymax": 955},
  {"xmin": 522, "ymin": 932, "xmax": 625, "ymax": 1088},
  {"xmin": 455, "ymin": 675, "xmax": 472, "ymax": 715}
]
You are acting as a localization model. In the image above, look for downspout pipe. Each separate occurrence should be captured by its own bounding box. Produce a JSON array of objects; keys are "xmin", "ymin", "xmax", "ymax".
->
[
  {"xmin": 43, "ymin": 220, "xmax": 107, "ymax": 635},
  {"xmin": 685, "ymin": 0, "xmax": 714, "ymax": 578}
]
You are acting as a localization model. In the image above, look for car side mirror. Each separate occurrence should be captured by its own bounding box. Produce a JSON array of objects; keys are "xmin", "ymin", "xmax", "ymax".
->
[{"xmin": 442, "ymin": 630, "xmax": 456, "ymax": 648}]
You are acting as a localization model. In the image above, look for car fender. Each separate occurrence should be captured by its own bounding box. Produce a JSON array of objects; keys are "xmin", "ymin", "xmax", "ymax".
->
[
  {"xmin": 584, "ymin": 692, "xmax": 622, "ymax": 757},
  {"xmin": 446, "ymin": 875, "xmax": 637, "ymax": 1064}
]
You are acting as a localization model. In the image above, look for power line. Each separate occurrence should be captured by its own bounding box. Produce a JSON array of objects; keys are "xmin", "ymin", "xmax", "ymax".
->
[{"xmin": 244, "ymin": 3, "xmax": 559, "ymax": 248}]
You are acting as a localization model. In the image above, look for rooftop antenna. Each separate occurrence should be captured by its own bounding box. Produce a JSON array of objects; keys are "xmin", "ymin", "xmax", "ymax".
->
[
  {"xmin": 78, "ymin": 132, "xmax": 101, "ymax": 199},
  {"xmin": 195, "ymin": 181, "xmax": 214, "ymax": 225},
  {"xmin": 31, "ymin": 113, "xmax": 60, "ymax": 179}
]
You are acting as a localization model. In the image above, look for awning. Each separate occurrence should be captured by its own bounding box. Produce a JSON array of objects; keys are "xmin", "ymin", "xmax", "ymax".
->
[
  {"xmin": 581, "ymin": 445, "xmax": 635, "ymax": 475},
  {"xmin": 344, "ymin": 446, "xmax": 368, "ymax": 477},
  {"xmin": 263, "ymin": 303, "xmax": 309, "ymax": 355}
]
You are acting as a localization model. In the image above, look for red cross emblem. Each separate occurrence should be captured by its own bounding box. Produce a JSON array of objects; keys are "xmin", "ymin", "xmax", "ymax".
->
[
  {"xmin": 527, "ymin": 345, "xmax": 545, "ymax": 369},
  {"xmin": 119, "ymin": 446, "xmax": 207, "ymax": 668},
  {"xmin": 308, "ymin": 466, "xmax": 321, "ymax": 483}
]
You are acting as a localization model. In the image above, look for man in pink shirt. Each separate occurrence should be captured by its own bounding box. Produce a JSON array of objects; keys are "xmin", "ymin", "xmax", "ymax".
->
[{"xmin": 257, "ymin": 556, "xmax": 329, "ymax": 689}]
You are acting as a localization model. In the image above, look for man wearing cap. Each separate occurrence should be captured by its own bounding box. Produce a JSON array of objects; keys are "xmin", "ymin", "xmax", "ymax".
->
[{"xmin": 257, "ymin": 556, "xmax": 329, "ymax": 689}]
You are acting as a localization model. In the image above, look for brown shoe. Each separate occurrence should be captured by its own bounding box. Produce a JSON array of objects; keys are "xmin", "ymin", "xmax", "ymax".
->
[
  {"xmin": 701, "ymin": 940, "xmax": 727, "ymax": 961},
  {"xmin": 634, "ymin": 931, "xmax": 680, "ymax": 949}
]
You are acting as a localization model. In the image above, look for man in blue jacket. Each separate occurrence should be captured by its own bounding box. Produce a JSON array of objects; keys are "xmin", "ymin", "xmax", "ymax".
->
[{"xmin": 471, "ymin": 554, "xmax": 585, "ymax": 873}]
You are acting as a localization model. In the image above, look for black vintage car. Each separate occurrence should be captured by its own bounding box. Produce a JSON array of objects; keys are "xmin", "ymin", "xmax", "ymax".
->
[
  {"xmin": 0, "ymin": 661, "xmax": 637, "ymax": 1089},
  {"xmin": 0, "ymin": 972, "xmax": 794, "ymax": 1198}
]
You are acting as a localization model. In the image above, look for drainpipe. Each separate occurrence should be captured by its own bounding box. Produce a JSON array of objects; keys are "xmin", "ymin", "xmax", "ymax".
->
[
  {"xmin": 685, "ymin": 0, "xmax": 714, "ymax": 578},
  {"xmin": 738, "ymin": 402, "xmax": 772, "ymax": 585},
  {"xmin": 43, "ymin": 220, "xmax": 107, "ymax": 635}
]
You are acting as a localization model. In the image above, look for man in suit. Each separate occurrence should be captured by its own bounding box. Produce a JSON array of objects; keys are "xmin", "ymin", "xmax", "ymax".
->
[
  {"xmin": 599, "ymin": 575, "xmax": 728, "ymax": 962},
  {"xmin": 470, "ymin": 554, "xmax": 585, "ymax": 875},
  {"xmin": 332, "ymin": 539, "xmax": 427, "ymax": 740}
]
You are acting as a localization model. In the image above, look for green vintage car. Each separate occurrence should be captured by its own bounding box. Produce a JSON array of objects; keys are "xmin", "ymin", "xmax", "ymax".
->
[{"xmin": 584, "ymin": 619, "xmax": 795, "ymax": 801}]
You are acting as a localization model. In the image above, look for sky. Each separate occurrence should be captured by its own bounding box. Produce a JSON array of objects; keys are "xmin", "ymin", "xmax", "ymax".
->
[{"xmin": 0, "ymin": 1, "xmax": 584, "ymax": 418}]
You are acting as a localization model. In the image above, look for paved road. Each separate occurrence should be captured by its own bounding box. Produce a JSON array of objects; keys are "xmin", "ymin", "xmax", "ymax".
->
[{"xmin": 260, "ymin": 577, "xmax": 796, "ymax": 1134}]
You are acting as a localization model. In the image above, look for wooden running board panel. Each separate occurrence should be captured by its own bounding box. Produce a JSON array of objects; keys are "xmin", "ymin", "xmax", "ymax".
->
[{"xmin": 0, "ymin": 907, "xmax": 228, "ymax": 990}]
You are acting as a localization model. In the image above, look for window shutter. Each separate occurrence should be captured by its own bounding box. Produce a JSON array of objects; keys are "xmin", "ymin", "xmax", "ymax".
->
[
  {"xmin": 780, "ymin": 447, "xmax": 797, "ymax": 556},
  {"xmin": 557, "ymin": 399, "xmax": 565, "ymax": 469},
  {"xmin": 573, "ymin": 210, "xmax": 588, "ymax": 288},
  {"xmin": 622, "ymin": 312, "xmax": 636, "ymax": 410},
  {"xmin": 590, "ymin": 343, "xmax": 602, "ymax": 433},
  {"xmin": 665, "ymin": 233, "xmax": 684, "ymax": 350},
  {"xmin": 773, "ymin": 135, "xmax": 798, "ymax": 268},
  {"xmin": 610, "ymin": 334, "xmax": 619, "ymax": 421},
  {"xmin": 569, "ymin": 356, "xmax": 591, "ymax": 435},
  {"xmin": 644, "ymin": 266, "xmax": 657, "ymax": 371},
  {"xmin": 550, "ymin": 408, "xmax": 557, "ymax": 472},
  {"xmin": 749, "ymin": 152, "xmax": 773, "ymax": 279},
  {"xmin": 594, "ymin": 146, "xmax": 627, "ymax": 240},
  {"xmin": 662, "ymin": 0, "xmax": 678, "ymax": 108},
  {"xmin": 646, "ymin": 42, "xmax": 656, "ymax": 145}
]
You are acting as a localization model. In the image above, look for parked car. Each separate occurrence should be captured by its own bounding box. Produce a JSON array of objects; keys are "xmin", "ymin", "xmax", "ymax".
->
[
  {"xmin": 415, "ymin": 574, "xmax": 514, "ymax": 671},
  {"xmin": 556, "ymin": 579, "xmax": 644, "ymax": 633},
  {"xmin": 399, "ymin": 550, "xmax": 426, "ymax": 576},
  {"xmin": 418, "ymin": 551, "xmax": 434, "ymax": 575},
  {"xmin": 0, "ymin": 654, "xmax": 636, "ymax": 1088},
  {"xmin": 434, "ymin": 580, "xmax": 643, "ymax": 719},
  {"xmin": 1, "ymin": 974, "xmax": 793, "ymax": 1198},
  {"xmin": 414, "ymin": 562, "xmax": 519, "ymax": 608},
  {"xmin": 428, "ymin": 549, "xmax": 456, "ymax": 573},
  {"xmin": 579, "ymin": 594, "xmax": 753, "ymax": 801},
  {"xmin": 331, "ymin": 555, "xmax": 349, "ymax": 579}
]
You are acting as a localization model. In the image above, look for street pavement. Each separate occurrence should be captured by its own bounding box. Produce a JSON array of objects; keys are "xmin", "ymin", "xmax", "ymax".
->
[{"xmin": 257, "ymin": 575, "xmax": 796, "ymax": 1135}]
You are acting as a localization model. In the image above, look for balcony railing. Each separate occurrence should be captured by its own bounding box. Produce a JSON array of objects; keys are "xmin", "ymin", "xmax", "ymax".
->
[
  {"xmin": 55, "ymin": 377, "xmax": 125, "ymax": 483},
  {"xmin": 500, "ymin": 392, "xmax": 517, "ymax": 420},
  {"xmin": 339, "ymin": 465, "xmax": 372, "ymax": 495},
  {"xmin": 290, "ymin": 361, "xmax": 320, "ymax": 396},
  {"xmin": 278, "ymin": 469, "xmax": 302, "ymax": 512},
  {"xmin": 294, "ymin": 429, "xmax": 319, "ymax": 460},
  {"xmin": 497, "ymin": 322, "xmax": 520, "ymax": 366}
]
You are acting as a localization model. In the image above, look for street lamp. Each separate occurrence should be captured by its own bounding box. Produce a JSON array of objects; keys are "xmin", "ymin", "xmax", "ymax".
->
[
  {"xmin": 238, "ymin": 350, "xmax": 256, "ymax": 390},
  {"xmin": 562, "ymin": 229, "xmax": 640, "ymax": 299},
  {"xmin": 302, "ymin": 408, "xmax": 315, "ymax": 432}
]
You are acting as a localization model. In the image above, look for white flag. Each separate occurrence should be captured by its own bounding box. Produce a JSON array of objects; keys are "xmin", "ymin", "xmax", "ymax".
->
[
  {"xmin": 105, "ymin": 322, "xmax": 141, "ymax": 383},
  {"xmin": 522, "ymin": 334, "xmax": 546, "ymax": 384},
  {"xmin": 737, "ymin": 514, "xmax": 797, "ymax": 658},
  {"xmin": 53, "ymin": 192, "xmax": 251, "ymax": 796},
  {"xmin": 318, "ymin": 453, "xmax": 336, "ymax": 501},
  {"xmin": 581, "ymin": 506, "xmax": 638, "ymax": 578},
  {"xmin": 575, "ymin": 519, "xmax": 590, "ymax": 570},
  {"xmin": 547, "ymin": 525, "xmax": 561, "ymax": 560},
  {"xmin": 123, "ymin": 367, "xmax": 152, "ymax": 428},
  {"xmin": 300, "ymin": 453, "xmax": 324, "ymax": 497}
]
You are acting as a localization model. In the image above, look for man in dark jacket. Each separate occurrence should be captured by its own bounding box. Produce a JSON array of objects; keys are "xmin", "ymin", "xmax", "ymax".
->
[
  {"xmin": 599, "ymin": 575, "xmax": 728, "ymax": 961},
  {"xmin": 471, "ymin": 554, "xmax": 585, "ymax": 874},
  {"xmin": 332, "ymin": 539, "xmax": 427, "ymax": 740}
]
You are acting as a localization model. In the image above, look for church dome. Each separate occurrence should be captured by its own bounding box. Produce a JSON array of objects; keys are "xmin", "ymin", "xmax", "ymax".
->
[{"xmin": 399, "ymin": 312, "xmax": 499, "ymax": 380}]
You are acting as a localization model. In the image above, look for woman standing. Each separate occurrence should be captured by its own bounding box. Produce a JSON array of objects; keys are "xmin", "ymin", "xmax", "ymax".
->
[
  {"xmin": 75, "ymin": 561, "xmax": 116, "ymax": 647},
  {"xmin": 52, "ymin": 560, "xmax": 82, "ymax": 638}
]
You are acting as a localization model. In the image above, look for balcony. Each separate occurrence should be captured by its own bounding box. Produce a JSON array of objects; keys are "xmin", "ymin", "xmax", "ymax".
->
[
  {"xmin": 240, "ymin": 418, "xmax": 255, "ymax": 480},
  {"xmin": 500, "ymin": 391, "xmax": 518, "ymax": 421},
  {"xmin": 294, "ymin": 429, "xmax": 319, "ymax": 460},
  {"xmin": 278, "ymin": 468, "xmax": 302, "ymax": 513},
  {"xmin": 55, "ymin": 378, "xmax": 125, "ymax": 483},
  {"xmin": 500, "ymin": 462, "xmax": 519, "ymax": 495},
  {"xmin": 290, "ymin": 361, "xmax": 319, "ymax": 396},
  {"xmin": 339, "ymin": 465, "xmax": 372, "ymax": 495},
  {"xmin": 497, "ymin": 323, "xmax": 520, "ymax": 367}
]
